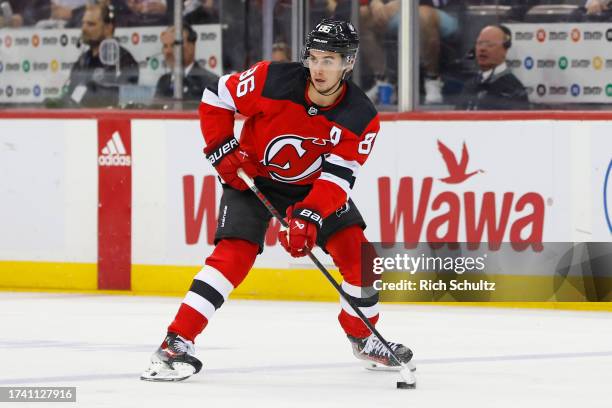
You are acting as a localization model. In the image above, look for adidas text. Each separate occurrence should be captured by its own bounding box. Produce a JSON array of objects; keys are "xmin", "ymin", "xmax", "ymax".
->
[{"xmin": 98, "ymin": 155, "xmax": 132, "ymax": 166}]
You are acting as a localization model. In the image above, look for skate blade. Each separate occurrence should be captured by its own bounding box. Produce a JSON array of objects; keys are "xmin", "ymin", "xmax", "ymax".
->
[
  {"xmin": 140, "ymin": 362, "xmax": 197, "ymax": 382},
  {"xmin": 362, "ymin": 360, "xmax": 417, "ymax": 372}
]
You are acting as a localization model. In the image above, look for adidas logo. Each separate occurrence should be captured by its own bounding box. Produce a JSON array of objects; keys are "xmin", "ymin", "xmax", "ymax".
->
[{"xmin": 98, "ymin": 131, "xmax": 131, "ymax": 166}]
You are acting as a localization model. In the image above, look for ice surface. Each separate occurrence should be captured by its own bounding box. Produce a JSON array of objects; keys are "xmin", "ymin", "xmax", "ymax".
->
[{"xmin": 1, "ymin": 292, "xmax": 611, "ymax": 407}]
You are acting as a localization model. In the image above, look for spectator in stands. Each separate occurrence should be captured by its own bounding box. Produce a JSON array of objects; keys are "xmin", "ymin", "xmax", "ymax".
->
[
  {"xmin": 33, "ymin": 0, "xmax": 86, "ymax": 28},
  {"xmin": 183, "ymin": 0, "xmax": 219, "ymax": 24},
  {"xmin": 418, "ymin": 0, "xmax": 462, "ymax": 104},
  {"xmin": 220, "ymin": 0, "xmax": 263, "ymax": 73},
  {"xmin": 357, "ymin": 0, "xmax": 461, "ymax": 104},
  {"xmin": 155, "ymin": 24, "xmax": 219, "ymax": 101},
  {"xmin": 50, "ymin": 0, "xmax": 87, "ymax": 23},
  {"xmin": 355, "ymin": 0, "xmax": 395, "ymax": 103},
  {"xmin": 585, "ymin": 0, "xmax": 612, "ymax": 15},
  {"xmin": 125, "ymin": 0, "xmax": 168, "ymax": 25},
  {"xmin": 0, "ymin": 0, "xmax": 50, "ymax": 27},
  {"xmin": 458, "ymin": 25, "xmax": 528, "ymax": 111},
  {"xmin": 271, "ymin": 42, "xmax": 291, "ymax": 62},
  {"xmin": 66, "ymin": 0, "xmax": 133, "ymax": 28},
  {"xmin": 63, "ymin": 2, "xmax": 139, "ymax": 107}
]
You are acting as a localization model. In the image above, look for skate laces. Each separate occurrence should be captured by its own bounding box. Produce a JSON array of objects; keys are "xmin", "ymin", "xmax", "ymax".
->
[
  {"xmin": 167, "ymin": 335, "xmax": 195, "ymax": 355},
  {"xmin": 361, "ymin": 335, "xmax": 399, "ymax": 358}
]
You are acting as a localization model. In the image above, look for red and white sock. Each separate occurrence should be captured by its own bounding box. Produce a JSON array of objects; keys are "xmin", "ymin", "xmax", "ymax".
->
[{"xmin": 168, "ymin": 238, "xmax": 259, "ymax": 341}]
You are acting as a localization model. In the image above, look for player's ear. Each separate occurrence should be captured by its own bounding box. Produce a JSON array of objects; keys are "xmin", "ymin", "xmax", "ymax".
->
[{"xmin": 343, "ymin": 54, "xmax": 356, "ymax": 70}]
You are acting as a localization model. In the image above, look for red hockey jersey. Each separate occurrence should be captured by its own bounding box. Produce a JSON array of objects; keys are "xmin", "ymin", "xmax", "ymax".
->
[{"xmin": 199, "ymin": 61, "xmax": 380, "ymax": 218}]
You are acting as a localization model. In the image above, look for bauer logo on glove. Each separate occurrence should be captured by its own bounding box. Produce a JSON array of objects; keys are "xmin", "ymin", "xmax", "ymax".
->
[
  {"xmin": 207, "ymin": 137, "xmax": 239, "ymax": 166},
  {"xmin": 297, "ymin": 208, "xmax": 323, "ymax": 229},
  {"xmin": 278, "ymin": 206, "xmax": 322, "ymax": 257},
  {"xmin": 204, "ymin": 136, "xmax": 259, "ymax": 191}
]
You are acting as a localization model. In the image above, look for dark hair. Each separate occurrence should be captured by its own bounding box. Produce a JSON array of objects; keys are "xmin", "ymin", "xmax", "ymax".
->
[
  {"xmin": 90, "ymin": 1, "xmax": 115, "ymax": 26},
  {"xmin": 184, "ymin": 23, "xmax": 197, "ymax": 43},
  {"xmin": 497, "ymin": 24, "xmax": 512, "ymax": 49}
]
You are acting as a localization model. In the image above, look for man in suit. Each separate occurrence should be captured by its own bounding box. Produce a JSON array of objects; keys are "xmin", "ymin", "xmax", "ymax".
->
[
  {"xmin": 458, "ymin": 25, "xmax": 529, "ymax": 111},
  {"xmin": 155, "ymin": 24, "xmax": 219, "ymax": 101}
]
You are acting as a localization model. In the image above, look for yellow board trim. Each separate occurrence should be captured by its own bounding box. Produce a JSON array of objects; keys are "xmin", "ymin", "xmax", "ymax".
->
[
  {"xmin": 131, "ymin": 264, "xmax": 344, "ymax": 301},
  {"xmin": 1, "ymin": 261, "xmax": 611, "ymax": 312},
  {"xmin": 0, "ymin": 261, "xmax": 97, "ymax": 290}
]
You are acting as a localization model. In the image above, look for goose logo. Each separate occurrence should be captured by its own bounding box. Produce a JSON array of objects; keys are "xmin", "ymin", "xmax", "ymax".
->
[
  {"xmin": 377, "ymin": 140, "xmax": 546, "ymax": 247},
  {"xmin": 437, "ymin": 140, "xmax": 484, "ymax": 184},
  {"xmin": 263, "ymin": 135, "xmax": 330, "ymax": 182},
  {"xmin": 605, "ymin": 159, "xmax": 612, "ymax": 234}
]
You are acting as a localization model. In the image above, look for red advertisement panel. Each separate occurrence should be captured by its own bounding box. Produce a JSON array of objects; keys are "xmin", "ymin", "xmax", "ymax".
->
[{"xmin": 97, "ymin": 119, "xmax": 132, "ymax": 290}]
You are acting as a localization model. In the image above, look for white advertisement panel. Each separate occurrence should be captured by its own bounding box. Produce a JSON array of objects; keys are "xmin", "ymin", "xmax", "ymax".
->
[
  {"xmin": 1, "ymin": 118, "xmax": 608, "ymax": 268},
  {"xmin": 589, "ymin": 125, "xmax": 612, "ymax": 241},
  {"xmin": 131, "ymin": 119, "xmax": 318, "ymax": 269},
  {"xmin": 131, "ymin": 119, "xmax": 598, "ymax": 269},
  {"xmin": 0, "ymin": 24, "xmax": 222, "ymax": 103},
  {"xmin": 362, "ymin": 120, "xmax": 571, "ymax": 244},
  {"xmin": 0, "ymin": 119, "xmax": 97, "ymax": 262},
  {"xmin": 507, "ymin": 23, "xmax": 612, "ymax": 104}
]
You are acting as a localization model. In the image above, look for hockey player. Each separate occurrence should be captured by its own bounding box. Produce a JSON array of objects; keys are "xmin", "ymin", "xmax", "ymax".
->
[{"xmin": 141, "ymin": 18, "xmax": 413, "ymax": 382}]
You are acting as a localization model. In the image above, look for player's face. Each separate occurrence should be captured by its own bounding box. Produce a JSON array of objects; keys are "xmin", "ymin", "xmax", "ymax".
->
[{"xmin": 306, "ymin": 50, "xmax": 344, "ymax": 93}]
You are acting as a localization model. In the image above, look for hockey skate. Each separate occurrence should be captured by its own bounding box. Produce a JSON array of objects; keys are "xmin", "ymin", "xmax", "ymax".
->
[
  {"xmin": 141, "ymin": 333, "xmax": 203, "ymax": 382},
  {"xmin": 348, "ymin": 335, "xmax": 416, "ymax": 372}
]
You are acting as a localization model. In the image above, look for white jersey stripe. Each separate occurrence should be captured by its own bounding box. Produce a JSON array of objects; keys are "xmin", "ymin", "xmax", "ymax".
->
[
  {"xmin": 319, "ymin": 172, "xmax": 351, "ymax": 194},
  {"xmin": 193, "ymin": 265, "xmax": 234, "ymax": 301},
  {"xmin": 202, "ymin": 88, "xmax": 234, "ymax": 111},
  {"xmin": 341, "ymin": 281, "xmax": 376, "ymax": 298},
  {"xmin": 217, "ymin": 75, "xmax": 237, "ymax": 110},
  {"xmin": 201, "ymin": 75, "xmax": 237, "ymax": 112},
  {"xmin": 340, "ymin": 296, "xmax": 379, "ymax": 318},
  {"xmin": 183, "ymin": 291, "xmax": 217, "ymax": 320},
  {"xmin": 326, "ymin": 154, "xmax": 361, "ymax": 176}
]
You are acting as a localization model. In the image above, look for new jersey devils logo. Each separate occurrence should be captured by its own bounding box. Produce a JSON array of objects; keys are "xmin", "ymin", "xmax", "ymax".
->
[{"xmin": 263, "ymin": 135, "xmax": 330, "ymax": 182}]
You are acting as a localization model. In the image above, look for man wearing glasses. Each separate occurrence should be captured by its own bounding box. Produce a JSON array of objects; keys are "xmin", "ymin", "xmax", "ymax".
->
[{"xmin": 458, "ymin": 25, "xmax": 529, "ymax": 111}]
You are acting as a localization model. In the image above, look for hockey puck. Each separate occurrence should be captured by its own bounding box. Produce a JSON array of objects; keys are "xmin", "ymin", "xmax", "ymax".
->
[{"xmin": 396, "ymin": 381, "xmax": 416, "ymax": 389}]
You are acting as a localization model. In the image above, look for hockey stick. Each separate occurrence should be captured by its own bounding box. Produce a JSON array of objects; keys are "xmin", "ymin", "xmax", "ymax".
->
[{"xmin": 237, "ymin": 169, "xmax": 416, "ymax": 388}]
